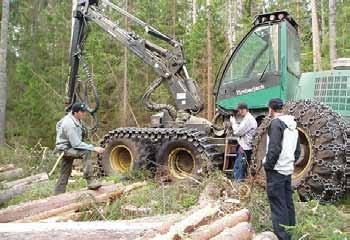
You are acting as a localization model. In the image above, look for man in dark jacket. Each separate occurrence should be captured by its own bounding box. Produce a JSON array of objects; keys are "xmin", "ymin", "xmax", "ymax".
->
[{"xmin": 263, "ymin": 98, "xmax": 301, "ymax": 240}]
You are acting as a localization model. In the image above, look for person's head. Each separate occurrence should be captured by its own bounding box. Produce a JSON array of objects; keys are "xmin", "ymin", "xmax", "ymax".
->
[
  {"xmin": 268, "ymin": 98, "xmax": 283, "ymax": 117},
  {"xmin": 71, "ymin": 102, "xmax": 87, "ymax": 120},
  {"xmin": 237, "ymin": 102, "xmax": 249, "ymax": 116}
]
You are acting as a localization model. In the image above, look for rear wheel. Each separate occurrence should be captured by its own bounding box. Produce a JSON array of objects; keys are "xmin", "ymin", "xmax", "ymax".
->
[
  {"xmin": 252, "ymin": 100, "xmax": 347, "ymax": 203},
  {"xmin": 100, "ymin": 138, "xmax": 152, "ymax": 176},
  {"xmin": 155, "ymin": 140, "xmax": 207, "ymax": 181}
]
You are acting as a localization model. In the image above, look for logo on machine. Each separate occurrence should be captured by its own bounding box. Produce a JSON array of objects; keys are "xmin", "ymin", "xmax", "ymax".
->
[{"xmin": 236, "ymin": 84, "xmax": 265, "ymax": 96}]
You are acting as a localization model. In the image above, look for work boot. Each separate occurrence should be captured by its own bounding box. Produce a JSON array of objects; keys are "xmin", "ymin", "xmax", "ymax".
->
[{"xmin": 87, "ymin": 178, "xmax": 102, "ymax": 190}]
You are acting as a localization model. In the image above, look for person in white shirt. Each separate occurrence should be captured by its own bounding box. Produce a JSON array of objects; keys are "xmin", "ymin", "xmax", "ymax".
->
[{"xmin": 230, "ymin": 102, "xmax": 257, "ymax": 181}]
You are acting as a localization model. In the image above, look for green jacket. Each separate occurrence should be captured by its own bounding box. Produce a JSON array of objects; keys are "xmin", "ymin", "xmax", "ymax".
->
[{"xmin": 55, "ymin": 112, "xmax": 94, "ymax": 151}]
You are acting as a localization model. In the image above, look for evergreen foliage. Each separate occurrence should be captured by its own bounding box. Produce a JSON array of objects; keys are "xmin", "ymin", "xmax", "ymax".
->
[{"xmin": 3, "ymin": 0, "xmax": 349, "ymax": 147}]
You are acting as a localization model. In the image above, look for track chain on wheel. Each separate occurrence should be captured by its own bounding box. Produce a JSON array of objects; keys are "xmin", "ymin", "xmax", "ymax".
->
[
  {"xmin": 97, "ymin": 127, "xmax": 219, "ymax": 177},
  {"xmin": 345, "ymin": 127, "xmax": 350, "ymax": 194},
  {"xmin": 251, "ymin": 99, "xmax": 348, "ymax": 203}
]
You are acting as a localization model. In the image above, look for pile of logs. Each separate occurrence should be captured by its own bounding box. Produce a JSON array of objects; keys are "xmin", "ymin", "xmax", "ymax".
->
[
  {"xmin": 0, "ymin": 164, "xmax": 49, "ymax": 204},
  {"xmin": 0, "ymin": 180, "xmax": 277, "ymax": 240}
]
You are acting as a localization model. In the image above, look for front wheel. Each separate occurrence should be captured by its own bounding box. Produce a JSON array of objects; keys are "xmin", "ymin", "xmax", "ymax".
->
[{"xmin": 251, "ymin": 100, "xmax": 348, "ymax": 203}]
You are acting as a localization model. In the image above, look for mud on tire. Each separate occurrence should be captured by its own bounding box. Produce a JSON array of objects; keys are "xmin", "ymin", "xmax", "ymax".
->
[{"xmin": 252, "ymin": 99, "xmax": 348, "ymax": 203}]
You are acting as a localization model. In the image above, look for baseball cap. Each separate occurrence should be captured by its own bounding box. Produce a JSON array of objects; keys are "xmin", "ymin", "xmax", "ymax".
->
[
  {"xmin": 268, "ymin": 98, "xmax": 284, "ymax": 110},
  {"xmin": 237, "ymin": 102, "xmax": 248, "ymax": 110},
  {"xmin": 71, "ymin": 102, "xmax": 87, "ymax": 113}
]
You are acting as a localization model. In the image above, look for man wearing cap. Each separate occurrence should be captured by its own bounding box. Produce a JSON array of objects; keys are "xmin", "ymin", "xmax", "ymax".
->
[
  {"xmin": 54, "ymin": 102, "xmax": 105, "ymax": 195},
  {"xmin": 263, "ymin": 98, "xmax": 301, "ymax": 240},
  {"xmin": 230, "ymin": 102, "xmax": 257, "ymax": 181}
]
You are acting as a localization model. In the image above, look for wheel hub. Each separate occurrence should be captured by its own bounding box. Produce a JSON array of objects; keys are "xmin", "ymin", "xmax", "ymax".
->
[
  {"xmin": 168, "ymin": 148, "xmax": 195, "ymax": 179},
  {"xmin": 110, "ymin": 145, "xmax": 133, "ymax": 172}
]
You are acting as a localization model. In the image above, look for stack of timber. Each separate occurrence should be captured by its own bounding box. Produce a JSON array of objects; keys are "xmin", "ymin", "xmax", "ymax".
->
[{"xmin": 0, "ymin": 178, "xmax": 277, "ymax": 240}]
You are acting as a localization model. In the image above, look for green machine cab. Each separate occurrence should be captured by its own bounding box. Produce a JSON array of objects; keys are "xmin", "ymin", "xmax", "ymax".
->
[
  {"xmin": 214, "ymin": 11, "xmax": 300, "ymax": 113},
  {"xmin": 214, "ymin": 11, "xmax": 349, "ymax": 203}
]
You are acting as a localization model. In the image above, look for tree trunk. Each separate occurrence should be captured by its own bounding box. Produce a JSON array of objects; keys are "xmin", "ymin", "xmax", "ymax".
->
[
  {"xmin": 3, "ymin": 172, "xmax": 48, "ymax": 189},
  {"xmin": 151, "ymin": 205, "xmax": 219, "ymax": 240},
  {"xmin": 210, "ymin": 222, "xmax": 254, "ymax": 240},
  {"xmin": 0, "ymin": 168, "xmax": 23, "ymax": 182},
  {"xmin": 192, "ymin": 0, "xmax": 197, "ymax": 24},
  {"xmin": 0, "ymin": 0, "xmax": 10, "ymax": 146},
  {"xmin": 329, "ymin": 0, "xmax": 337, "ymax": 67},
  {"xmin": 16, "ymin": 181, "xmax": 146, "ymax": 223},
  {"xmin": 226, "ymin": 0, "xmax": 236, "ymax": 50},
  {"xmin": 172, "ymin": 0, "xmax": 176, "ymax": 38},
  {"xmin": 0, "ymin": 184, "xmax": 121, "ymax": 223},
  {"xmin": 122, "ymin": 0, "xmax": 128, "ymax": 126},
  {"xmin": 0, "ymin": 216, "xmax": 175, "ymax": 240},
  {"xmin": 189, "ymin": 209, "xmax": 250, "ymax": 240},
  {"xmin": 0, "ymin": 177, "xmax": 49, "ymax": 204},
  {"xmin": 311, "ymin": 0, "xmax": 322, "ymax": 71},
  {"xmin": 206, "ymin": 0, "xmax": 213, "ymax": 120}
]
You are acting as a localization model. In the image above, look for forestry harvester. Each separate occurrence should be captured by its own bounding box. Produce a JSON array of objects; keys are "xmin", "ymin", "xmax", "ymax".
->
[{"xmin": 67, "ymin": 0, "xmax": 350, "ymax": 203}]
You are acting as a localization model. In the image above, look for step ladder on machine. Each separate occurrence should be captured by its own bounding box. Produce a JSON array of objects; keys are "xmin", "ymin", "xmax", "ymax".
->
[{"xmin": 223, "ymin": 137, "xmax": 237, "ymax": 174}]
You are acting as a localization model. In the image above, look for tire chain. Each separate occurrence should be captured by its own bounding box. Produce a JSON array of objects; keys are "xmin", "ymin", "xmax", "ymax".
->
[
  {"xmin": 251, "ymin": 99, "xmax": 348, "ymax": 203},
  {"xmin": 97, "ymin": 127, "xmax": 220, "ymax": 176}
]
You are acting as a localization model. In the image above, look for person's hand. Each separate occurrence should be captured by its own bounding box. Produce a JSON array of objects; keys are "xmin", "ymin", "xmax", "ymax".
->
[
  {"xmin": 94, "ymin": 147, "xmax": 105, "ymax": 154},
  {"xmin": 230, "ymin": 116, "xmax": 237, "ymax": 125}
]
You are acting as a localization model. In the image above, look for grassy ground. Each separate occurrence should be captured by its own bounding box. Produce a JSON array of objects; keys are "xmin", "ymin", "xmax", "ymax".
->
[{"xmin": 0, "ymin": 146, "xmax": 349, "ymax": 239}]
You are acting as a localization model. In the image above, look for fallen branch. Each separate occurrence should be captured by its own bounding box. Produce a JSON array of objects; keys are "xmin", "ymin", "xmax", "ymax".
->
[{"xmin": 49, "ymin": 152, "xmax": 64, "ymax": 176}]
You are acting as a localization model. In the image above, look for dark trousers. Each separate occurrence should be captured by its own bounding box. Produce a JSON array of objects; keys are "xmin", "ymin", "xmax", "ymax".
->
[
  {"xmin": 233, "ymin": 145, "xmax": 252, "ymax": 181},
  {"xmin": 266, "ymin": 170, "xmax": 296, "ymax": 240},
  {"xmin": 54, "ymin": 148, "xmax": 93, "ymax": 195}
]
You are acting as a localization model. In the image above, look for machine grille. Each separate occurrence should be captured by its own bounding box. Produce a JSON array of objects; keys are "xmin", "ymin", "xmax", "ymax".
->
[{"xmin": 314, "ymin": 75, "xmax": 350, "ymax": 111}]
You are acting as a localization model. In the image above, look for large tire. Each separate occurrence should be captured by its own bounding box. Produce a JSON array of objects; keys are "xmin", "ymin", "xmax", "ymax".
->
[
  {"xmin": 155, "ymin": 139, "xmax": 209, "ymax": 181},
  {"xmin": 252, "ymin": 100, "xmax": 348, "ymax": 203},
  {"xmin": 99, "ymin": 137, "xmax": 153, "ymax": 176}
]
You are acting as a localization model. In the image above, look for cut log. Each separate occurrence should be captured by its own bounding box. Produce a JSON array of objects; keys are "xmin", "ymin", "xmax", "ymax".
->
[
  {"xmin": 0, "ymin": 168, "xmax": 23, "ymax": 181},
  {"xmin": 39, "ymin": 210, "xmax": 93, "ymax": 222},
  {"xmin": 0, "ymin": 164, "xmax": 15, "ymax": 172},
  {"xmin": 151, "ymin": 205, "xmax": 219, "ymax": 240},
  {"xmin": 0, "ymin": 215, "xmax": 177, "ymax": 240},
  {"xmin": 210, "ymin": 222, "xmax": 255, "ymax": 240},
  {"xmin": 0, "ymin": 176, "xmax": 49, "ymax": 204},
  {"xmin": 16, "ymin": 181, "xmax": 147, "ymax": 223},
  {"xmin": 3, "ymin": 172, "xmax": 48, "ymax": 189},
  {"xmin": 0, "ymin": 184, "xmax": 29, "ymax": 204},
  {"xmin": 189, "ymin": 209, "xmax": 250, "ymax": 240},
  {"xmin": 252, "ymin": 231, "xmax": 278, "ymax": 240},
  {"xmin": 0, "ymin": 183, "xmax": 122, "ymax": 223},
  {"xmin": 121, "ymin": 204, "xmax": 152, "ymax": 217}
]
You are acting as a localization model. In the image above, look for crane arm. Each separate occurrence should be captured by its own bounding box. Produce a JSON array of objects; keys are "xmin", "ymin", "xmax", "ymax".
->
[{"xmin": 66, "ymin": 0, "xmax": 203, "ymax": 123}]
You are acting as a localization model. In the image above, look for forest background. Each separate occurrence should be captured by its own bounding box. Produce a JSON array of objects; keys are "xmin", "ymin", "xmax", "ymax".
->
[{"xmin": 0, "ymin": 0, "xmax": 349, "ymax": 148}]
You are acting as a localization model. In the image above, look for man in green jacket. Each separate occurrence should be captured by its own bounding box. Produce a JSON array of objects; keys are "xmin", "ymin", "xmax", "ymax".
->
[{"xmin": 54, "ymin": 102, "xmax": 105, "ymax": 195}]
